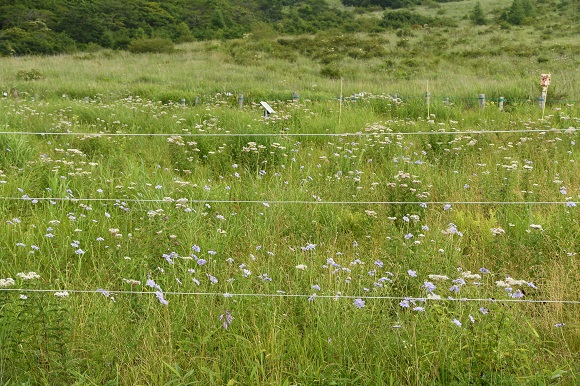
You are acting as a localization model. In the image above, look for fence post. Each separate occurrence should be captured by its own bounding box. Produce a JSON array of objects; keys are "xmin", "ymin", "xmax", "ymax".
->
[
  {"xmin": 499, "ymin": 97, "xmax": 504, "ymax": 111},
  {"xmin": 426, "ymin": 92, "xmax": 430, "ymax": 117},
  {"xmin": 538, "ymin": 89, "xmax": 547, "ymax": 109},
  {"xmin": 444, "ymin": 97, "xmax": 450, "ymax": 106},
  {"xmin": 292, "ymin": 92, "xmax": 299, "ymax": 103},
  {"xmin": 181, "ymin": 98, "xmax": 186, "ymax": 106},
  {"xmin": 238, "ymin": 94, "xmax": 244, "ymax": 109},
  {"xmin": 479, "ymin": 94, "xmax": 485, "ymax": 109},
  {"xmin": 195, "ymin": 96, "xmax": 199, "ymax": 106}
]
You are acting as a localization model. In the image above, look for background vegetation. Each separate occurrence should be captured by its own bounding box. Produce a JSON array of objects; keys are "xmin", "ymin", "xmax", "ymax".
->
[{"xmin": 0, "ymin": 0, "xmax": 578, "ymax": 56}]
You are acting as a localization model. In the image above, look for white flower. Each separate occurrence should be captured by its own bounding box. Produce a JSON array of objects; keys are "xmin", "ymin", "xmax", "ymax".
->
[
  {"xmin": 529, "ymin": 224, "xmax": 543, "ymax": 230},
  {"xmin": 490, "ymin": 227, "xmax": 505, "ymax": 236},
  {"xmin": 295, "ymin": 264, "xmax": 308, "ymax": 270},
  {"xmin": 54, "ymin": 291, "xmax": 70, "ymax": 297},
  {"xmin": 0, "ymin": 278, "xmax": 15, "ymax": 287},
  {"xmin": 428, "ymin": 274, "xmax": 449, "ymax": 281},
  {"xmin": 16, "ymin": 272, "xmax": 40, "ymax": 280},
  {"xmin": 461, "ymin": 271, "xmax": 481, "ymax": 280}
]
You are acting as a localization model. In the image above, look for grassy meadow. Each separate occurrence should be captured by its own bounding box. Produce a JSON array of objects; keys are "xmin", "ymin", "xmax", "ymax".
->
[{"xmin": 1, "ymin": 8, "xmax": 580, "ymax": 385}]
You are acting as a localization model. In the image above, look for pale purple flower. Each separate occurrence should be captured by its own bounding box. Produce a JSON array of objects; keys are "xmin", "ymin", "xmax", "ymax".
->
[
  {"xmin": 219, "ymin": 310, "xmax": 234, "ymax": 329},
  {"xmin": 510, "ymin": 290, "xmax": 524, "ymax": 299},
  {"xmin": 192, "ymin": 245, "xmax": 201, "ymax": 253},
  {"xmin": 146, "ymin": 279, "xmax": 162, "ymax": 292},
  {"xmin": 443, "ymin": 204, "xmax": 452, "ymax": 211},
  {"xmin": 97, "ymin": 288, "xmax": 111, "ymax": 298},
  {"xmin": 423, "ymin": 281, "xmax": 436, "ymax": 293},
  {"xmin": 155, "ymin": 291, "xmax": 168, "ymax": 305},
  {"xmin": 413, "ymin": 306, "xmax": 425, "ymax": 312},
  {"xmin": 206, "ymin": 273, "xmax": 218, "ymax": 284},
  {"xmin": 452, "ymin": 319, "xmax": 462, "ymax": 327},
  {"xmin": 399, "ymin": 300, "xmax": 410, "ymax": 308},
  {"xmin": 407, "ymin": 270, "xmax": 417, "ymax": 277},
  {"xmin": 479, "ymin": 307, "xmax": 489, "ymax": 314},
  {"xmin": 404, "ymin": 233, "xmax": 413, "ymax": 240},
  {"xmin": 258, "ymin": 273, "xmax": 272, "ymax": 282},
  {"xmin": 353, "ymin": 298, "xmax": 365, "ymax": 309},
  {"xmin": 312, "ymin": 284, "xmax": 321, "ymax": 291}
]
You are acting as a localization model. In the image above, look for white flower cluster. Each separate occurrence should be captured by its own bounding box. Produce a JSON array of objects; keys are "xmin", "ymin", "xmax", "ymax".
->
[
  {"xmin": 0, "ymin": 277, "xmax": 15, "ymax": 287},
  {"xmin": 496, "ymin": 277, "xmax": 528, "ymax": 287},
  {"xmin": 16, "ymin": 272, "xmax": 40, "ymax": 280}
]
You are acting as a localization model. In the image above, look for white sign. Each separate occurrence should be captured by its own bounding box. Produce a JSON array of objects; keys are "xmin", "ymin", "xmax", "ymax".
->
[{"xmin": 260, "ymin": 101, "xmax": 275, "ymax": 115}]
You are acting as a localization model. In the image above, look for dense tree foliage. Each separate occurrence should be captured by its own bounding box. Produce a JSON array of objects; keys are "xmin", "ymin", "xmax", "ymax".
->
[
  {"xmin": 341, "ymin": 0, "xmax": 462, "ymax": 8},
  {"xmin": 0, "ymin": 0, "xmax": 576, "ymax": 56},
  {"xmin": 0, "ymin": 0, "xmax": 354, "ymax": 55}
]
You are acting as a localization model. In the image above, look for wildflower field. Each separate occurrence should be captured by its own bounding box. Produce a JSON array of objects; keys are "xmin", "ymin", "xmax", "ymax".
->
[{"xmin": 1, "ymin": 36, "xmax": 580, "ymax": 385}]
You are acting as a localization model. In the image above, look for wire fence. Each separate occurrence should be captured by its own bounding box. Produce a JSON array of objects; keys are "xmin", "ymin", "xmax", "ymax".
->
[
  {"xmin": 0, "ymin": 197, "xmax": 576, "ymax": 206},
  {"xmin": 1, "ymin": 288, "xmax": 579, "ymax": 305},
  {"xmin": 0, "ymin": 93, "xmax": 578, "ymax": 305},
  {"xmin": 2, "ymin": 91, "xmax": 579, "ymax": 107},
  {"xmin": 0, "ymin": 128, "xmax": 577, "ymax": 137}
]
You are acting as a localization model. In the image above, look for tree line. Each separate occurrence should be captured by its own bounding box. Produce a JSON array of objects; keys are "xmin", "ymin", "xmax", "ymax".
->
[
  {"xmin": 0, "ymin": 0, "xmax": 576, "ymax": 56},
  {"xmin": 0, "ymin": 0, "xmax": 357, "ymax": 55}
]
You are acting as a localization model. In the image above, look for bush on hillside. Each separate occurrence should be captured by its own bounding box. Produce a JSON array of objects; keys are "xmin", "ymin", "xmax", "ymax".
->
[{"xmin": 127, "ymin": 38, "xmax": 175, "ymax": 54}]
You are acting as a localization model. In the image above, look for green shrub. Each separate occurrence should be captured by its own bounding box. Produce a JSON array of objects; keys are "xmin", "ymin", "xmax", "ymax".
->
[
  {"xmin": 16, "ymin": 69, "xmax": 44, "ymax": 81},
  {"xmin": 320, "ymin": 64, "xmax": 342, "ymax": 79},
  {"xmin": 127, "ymin": 38, "xmax": 175, "ymax": 54}
]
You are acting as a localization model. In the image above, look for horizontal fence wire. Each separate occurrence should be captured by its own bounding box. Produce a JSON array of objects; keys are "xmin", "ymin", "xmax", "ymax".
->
[
  {"xmin": 7, "ymin": 94, "xmax": 579, "ymax": 104},
  {"xmin": 0, "ymin": 197, "xmax": 576, "ymax": 206},
  {"xmin": 1, "ymin": 288, "xmax": 579, "ymax": 305},
  {"xmin": 0, "ymin": 128, "xmax": 576, "ymax": 138}
]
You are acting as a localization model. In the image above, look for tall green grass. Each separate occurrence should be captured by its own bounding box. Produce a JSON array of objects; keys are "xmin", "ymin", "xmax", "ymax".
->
[{"xmin": 0, "ymin": 31, "xmax": 579, "ymax": 384}]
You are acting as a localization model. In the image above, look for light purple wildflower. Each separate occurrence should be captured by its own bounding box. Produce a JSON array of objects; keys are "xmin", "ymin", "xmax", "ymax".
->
[{"xmin": 353, "ymin": 298, "xmax": 365, "ymax": 309}]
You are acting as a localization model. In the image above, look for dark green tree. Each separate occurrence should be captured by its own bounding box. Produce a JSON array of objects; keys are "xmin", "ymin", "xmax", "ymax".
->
[
  {"xmin": 470, "ymin": 1, "xmax": 487, "ymax": 25},
  {"xmin": 506, "ymin": 0, "xmax": 526, "ymax": 25}
]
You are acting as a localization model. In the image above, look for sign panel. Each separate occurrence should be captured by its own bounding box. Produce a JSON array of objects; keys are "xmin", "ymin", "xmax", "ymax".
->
[{"xmin": 260, "ymin": 101, "xmax": 275, "ymax": 114}]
